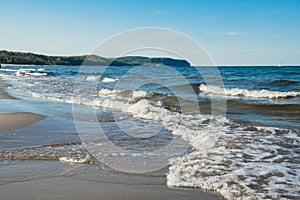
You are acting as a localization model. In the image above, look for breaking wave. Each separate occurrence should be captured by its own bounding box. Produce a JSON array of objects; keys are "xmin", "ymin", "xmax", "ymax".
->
[
  {"xmin": 199, "ymin": 84, "xmax": 300, "ymax": 99},
  {"xmin": 167, "ymin": 124, "xmax": 300, "ymax": 199},
  {"xmin": 102, "ymin": 77, "xmax": 119, "ymax": 82}
]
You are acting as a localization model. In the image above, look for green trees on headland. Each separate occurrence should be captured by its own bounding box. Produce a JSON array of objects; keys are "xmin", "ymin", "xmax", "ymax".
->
[{"xmin": 0, "ymin": 50, "xmax": 190, "ymax": 67}]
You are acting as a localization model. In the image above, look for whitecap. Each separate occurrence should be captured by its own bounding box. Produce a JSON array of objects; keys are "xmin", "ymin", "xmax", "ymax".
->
[
  {"xmin": 59, "ymin": 155, "xmax": 91, "ymax": 164},
  {"xmin": 199, "ymin": 84, "xmax": 300, "ymax": 99},
  {"xmin": 85, "ymin": 75, "xmax": 101, "ymax": 81},
  {"xmin": 102, "ymin": 77, "xmax": 119, "ymax": 82}
]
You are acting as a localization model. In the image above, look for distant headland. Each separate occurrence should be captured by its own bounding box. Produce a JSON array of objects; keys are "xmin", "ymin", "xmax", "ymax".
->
[{"xmin": 0, "ymin": 50, "xmax": 190, "ymax": 67}]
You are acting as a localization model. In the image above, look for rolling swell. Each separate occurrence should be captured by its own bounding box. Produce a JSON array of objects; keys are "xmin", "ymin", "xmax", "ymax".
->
[
  {"xmin": 226, "ymin": 100, "xmax": 300, "ymax": 129},
  {"xmin": 258, "ymin": 79, "xmax": 299, "ymax": 87},
  {"xmin": 271, "ymin": 79, "xmax": 298, "ymax": 86},
  {"xmin": 227, "ymin": 100, "xmax": 300, "ymax": 116}
]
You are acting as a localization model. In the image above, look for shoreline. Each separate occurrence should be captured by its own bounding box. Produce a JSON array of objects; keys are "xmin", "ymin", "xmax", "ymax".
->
[
  {"xmin": 0, "ymin": 82, "xmax": 17, "ymax": 99},
  {"xmin": 0, "ymin": 79, "xmax": 223, "ymax": 199},
  {"xmin": 0, "ymin": 82, "xmax": 44, "ymax": 133},
  {"xmin": 0, "ymin": 90, "xmax": 17, "ymax": 100}
]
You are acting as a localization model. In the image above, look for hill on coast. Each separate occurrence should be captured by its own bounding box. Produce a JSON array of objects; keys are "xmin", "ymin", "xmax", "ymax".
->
[{"xmin": 0, "ymin": 50, "xmax": 190, "ymax": 67}]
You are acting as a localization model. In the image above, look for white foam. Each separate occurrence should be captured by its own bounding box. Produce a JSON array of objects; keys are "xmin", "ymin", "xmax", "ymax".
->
[
  {"xmin": 199, "ymin": 84, "xmax": 300, "ymax": 99},
  {"xmin": 85, "ymin": 76, "xmax": 101, "ymax": 81},
  {"xmin": 97, "ymin": 88, "xmax": 120, "ymax": 98},
  {"xmin": 37, "ymin": 68, "xmax": 45, "ymax": 72},
  {"xmin": 131, "ymin": 90, "xmax": 150, "ymax": 99},
  {"xmin": 59, "ymin": 155, "xmax": 91, "ymax": 164},
  {"xmin": 0, "ymin": 69, "xmax": 18, "ymax": 72},
  {"xmin": 15, "ymin": 69, "xmax": 48, "ymax": 77},
  {"xmin": 102, "ymin": 77, "xmax": 119, "ymax": 82},
  {"xmin": 167, "ymin": 123, "xmax": 300, "ymax": 199},
  {"xmin": 20, "ymin": 68, "xmax": 41, "ymax": 71},
  {"xmin": 28, "ymin": 72, "xmax": 48, "ymax": 77},
  {"xmin": 97, "ymin": 89, "xmax": 152, "ymax": 103}
]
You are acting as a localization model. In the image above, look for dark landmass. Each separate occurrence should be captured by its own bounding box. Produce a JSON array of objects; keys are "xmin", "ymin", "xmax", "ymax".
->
[{"xmin": 0, "ymin": 50, "xmax": 190, "ymax": 67}]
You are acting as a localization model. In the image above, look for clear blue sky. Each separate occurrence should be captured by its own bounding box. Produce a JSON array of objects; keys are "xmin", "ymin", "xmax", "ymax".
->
[{"xmin": 0, "ymin": 0, "xmax": 299, "ymax": 65}]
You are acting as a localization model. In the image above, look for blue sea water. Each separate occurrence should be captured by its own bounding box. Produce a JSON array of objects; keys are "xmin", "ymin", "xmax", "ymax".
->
[{"xmin": 0, "ymin": 65, "xmax": 299, "ymax": 199}]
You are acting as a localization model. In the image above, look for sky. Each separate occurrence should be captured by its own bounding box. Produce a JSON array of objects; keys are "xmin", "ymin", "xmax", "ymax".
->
[{"xmin": 0, "ymin": 0, "xmax": 300, "ymax": 66}]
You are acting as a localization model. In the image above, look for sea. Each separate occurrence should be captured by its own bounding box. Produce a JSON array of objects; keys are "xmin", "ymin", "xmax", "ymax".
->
[{"xmin": 0, "ymin": 65, "xmax": 299, "ymax": 199}]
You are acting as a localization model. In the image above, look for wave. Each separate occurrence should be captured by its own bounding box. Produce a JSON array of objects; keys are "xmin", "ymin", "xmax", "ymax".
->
[
  {"xmin": 0, "ymin": 142, "xmax": 88, "ymax": 162},
  {"xmin": 167, "ymin": 124, "xmax": 300, "ymax": 199},
  {"xmin": 199, "ymin": 84, "xmax": 300, "ymax": 99},
  {"xmin": 14, "ymin": 69, "xmax": 53, "ymax": 77},
  {"xmin": 97, "ymin": 88, "xmax": 119, "ymax": 97},
  {"xmin": 59, "ymin": 156, "xmax": 92, "ymax": 164},
  {"xmin": 97, "ymin": 88, "xmax": 153, "ymax": 102},
  {"xmin": 258, "ymin": 79, "xmax": 298, "ymax": 87},
  {"xmin": 270, "ymin": 79, "xmax": 298, "ymax": 86},
  {"xmin": 131, "ymin": 90, "xmax": 151, "ymax": 99},
  {"xmin": 169, "ymin": 83, "xmax": 201, "ymax": 93},
  {"xmin": 0, "ymin": 68, "xmax": 18, "ymax": 72},
  {"xmin": 284, "ymin": 71, "xmax": 300, "ymax": 75},
  {"xmin": 85, "ymin": 75, "xmax": 101, "ymax": 81},
  {"xmin": 102, "ymin": 77, "xmax": 119, "ymax": 82},
  {"xmin": 0, "ymin": 141, "xmax": 149, "ymax": 164}
]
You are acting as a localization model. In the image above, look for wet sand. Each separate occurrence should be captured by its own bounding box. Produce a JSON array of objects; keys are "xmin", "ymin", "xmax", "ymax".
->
[
  {"xmin": 0, "ymin": 112, "xmax": 45, "ymax": 134},
  {"xmin": 0, "ymin": 83, "xmax": 44, "ymax": 133},
  {"xmin": 0, "ymin": 161, "xmax": 222, "ymax": 200},
  {"xmin": 0, "ymin": 83, "xmax": 16, "ymax": 99},
  {"xmin": 0, "ymin": 176, "xmax": 221, "ymax": 200},
  {"xmin": 0, "ymin": 82, "xmax": 12, "ymax": 87},
  {"xmin": 0, "ymin": 90, "xmax": 16, "ymax": 99}
]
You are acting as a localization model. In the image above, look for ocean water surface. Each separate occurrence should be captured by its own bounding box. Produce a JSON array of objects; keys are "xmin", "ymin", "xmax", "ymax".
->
[{"xmin": 0, "ymin": 65, "xmax": 299, "ymax": 199}]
